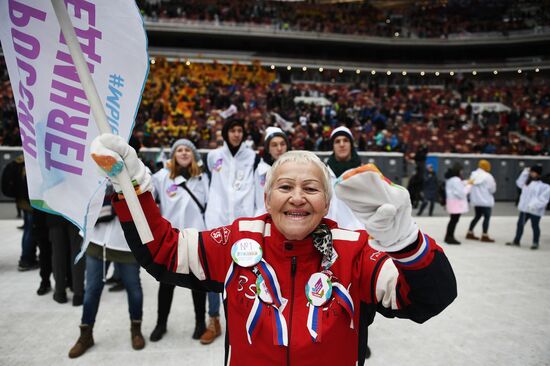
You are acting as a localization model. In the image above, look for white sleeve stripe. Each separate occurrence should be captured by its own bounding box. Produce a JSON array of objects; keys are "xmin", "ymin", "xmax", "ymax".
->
[
  {"xmin": 176, "ymin": 228, "xmax": 206, "ymax": 280},
  {"xmin": 392, "ymin": 233, "xmax": 427, "ymax": 264},
  {"xmin": 238, "ymin": 220, "xmax": 266, "ymax": 233},
  {"xmin": 375, "ymin": 259, "xmax": 399, "ymax": 310},
  {"xmin": 331, "ymin": 228, "xmax": 360, "ymax": 241}
]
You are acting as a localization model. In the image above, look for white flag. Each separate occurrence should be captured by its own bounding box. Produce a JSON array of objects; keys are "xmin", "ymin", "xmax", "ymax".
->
[{"xmin": 0, "ymin": 0, "xmax": 149, "ymax": 234}]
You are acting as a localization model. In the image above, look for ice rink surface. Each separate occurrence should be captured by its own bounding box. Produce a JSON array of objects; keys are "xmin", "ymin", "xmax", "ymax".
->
[{"xmin": 0, "ymin": 206, "xmax": 549, "ymax": 366}]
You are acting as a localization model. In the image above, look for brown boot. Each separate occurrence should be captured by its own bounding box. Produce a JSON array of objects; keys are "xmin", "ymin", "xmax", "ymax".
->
[
  {"xmin": 200, "ymin": 316, "xmax": 221, "ymax": 345},
  {"xmin": 465, "ymin": 231, "xmax": 479, "ymax": 240},
  {"xmin": 68, "ymin": 324, "xmax": 94, "ymax": 358},
  {"xmin": 131, "ymin": 320, "xmax": 145, "ymax": 350},
  {"xmin": 480, "ymin": 234, "xmax": 495, "ymax": 243}
]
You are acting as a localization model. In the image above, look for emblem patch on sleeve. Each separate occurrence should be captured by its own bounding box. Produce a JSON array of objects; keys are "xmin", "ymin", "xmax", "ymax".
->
[{"xmin": 210, "ymin": 227, "xmax": 231, "ymax": 245}]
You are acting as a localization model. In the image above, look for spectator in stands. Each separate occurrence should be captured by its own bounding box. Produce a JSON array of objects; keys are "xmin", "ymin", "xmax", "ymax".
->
[
  {"xmin": 203, "ymin": 118, "xmax": 256, "ymax": 344},
  {"xmin": 465, "ymin": 160, "xmax": 497, "ymax": 242},
  {"xmin": 150, "ymin": 139, "xmax": 210, "ymax": 342},
  {"xmin": 254, "ymin": 126, "xmax": 289, "ymax": 215},
  {"xmin": 444, "ymin": 163, "xmax": 471, "ymax": 245},
  {"xmin": 68, "ymin": 184, "xmax": 145, "ymax": 358},
  {"xmin": 506, "ymin": 165, "xmax": 550, "ymax": 249},
  {"xmin": 417, "ymin": 164, "xmax": 438, "ymax": 217}
]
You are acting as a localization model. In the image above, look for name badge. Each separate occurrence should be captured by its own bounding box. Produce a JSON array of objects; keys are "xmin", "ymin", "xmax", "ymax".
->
[
  {"xmin": 305, "ymin": 272, "xmax": 332, "ymax": 307},
  {"xmin": 231, "ymin": 239, "xmax": 262, "ymax": 268}
]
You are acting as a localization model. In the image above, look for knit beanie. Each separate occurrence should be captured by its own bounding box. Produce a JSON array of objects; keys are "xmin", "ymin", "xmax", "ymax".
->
[
  {"xmin": 263, "ymin": 126, "xmax": 290, "ymax": 165},
  {"xmin": 330, "ymin": 126, "xmax": 354, "ymax": 145},
  {"xmin": 170, "ymin": 139, "xmax": 202, "ymax": 166},
  {"xmin": 478, "ymin": 159, "xmax": 491, "ymax": 172}
]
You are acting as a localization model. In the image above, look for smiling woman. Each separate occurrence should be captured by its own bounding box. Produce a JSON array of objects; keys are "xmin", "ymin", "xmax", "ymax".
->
[
  {"xmin": 264, "ymin": 151, "xmax": 330, "ymax": 240},
  {"xmin": 90, "ymin": 134, "xmax": 457, "ymax": 366}
]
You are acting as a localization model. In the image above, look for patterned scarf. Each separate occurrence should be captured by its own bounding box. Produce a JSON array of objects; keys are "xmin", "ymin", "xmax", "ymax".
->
[{"xmin": 312, "ymin": 224, "xmax": 334, "ymax": 266}]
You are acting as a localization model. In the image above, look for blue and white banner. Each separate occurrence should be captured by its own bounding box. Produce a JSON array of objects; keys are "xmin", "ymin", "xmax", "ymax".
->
[{"xmin": 0, "ymin": 0, "xmax": 148, "ymax": 234}]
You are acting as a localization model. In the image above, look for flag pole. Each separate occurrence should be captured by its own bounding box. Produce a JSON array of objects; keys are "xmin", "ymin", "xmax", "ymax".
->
[{"xmin": 50, "ymin": 0, "xmax": 154, "ymax": 244}]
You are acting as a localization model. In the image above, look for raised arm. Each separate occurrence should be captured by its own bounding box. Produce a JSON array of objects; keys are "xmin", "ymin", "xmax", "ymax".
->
[
  {"xmin": 90, "ymin": 134, "xmax": 228, "ymax": 292},
  {"xmin": 335, "ymin": 164, "xmax": 457, "ymax": 322}
]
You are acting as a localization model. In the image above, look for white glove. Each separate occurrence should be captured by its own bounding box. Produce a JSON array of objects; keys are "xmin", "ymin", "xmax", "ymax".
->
[
  {"xmin": 334, "ymin": 164, "xmax": 419, "ymax": 252},
  {"xmin": 90, "ymin": 134, "xmax": 152, "ymax": 195}
]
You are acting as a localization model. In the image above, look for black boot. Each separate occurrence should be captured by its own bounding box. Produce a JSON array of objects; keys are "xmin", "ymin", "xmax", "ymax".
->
[
  {"xmin": 192, "ymin": 321, "xmax": 206, "ymax": 340},
  {"xmin": 445, "ymin": 236, "xmax": 461, "ymax": 245},
  {"xmin": 149, "ymin": 323, "xmax": 167, "ymax": 342}
]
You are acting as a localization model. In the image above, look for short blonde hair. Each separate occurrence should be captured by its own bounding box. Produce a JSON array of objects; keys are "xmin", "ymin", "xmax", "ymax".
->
[{"xmin": 265, "ymin": 150, "xmax": 332, "ymax": 202}]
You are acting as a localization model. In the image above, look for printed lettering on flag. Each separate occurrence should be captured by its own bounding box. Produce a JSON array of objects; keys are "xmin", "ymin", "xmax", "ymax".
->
[{"xmin": 0, "ymin": 0, "xmax": 149, "ymax": 235}]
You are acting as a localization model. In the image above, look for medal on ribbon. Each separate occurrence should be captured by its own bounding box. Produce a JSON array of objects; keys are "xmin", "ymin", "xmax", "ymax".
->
[{"xmin": 305, "ymin": 272, "xmax": 332, "ymax": 307}]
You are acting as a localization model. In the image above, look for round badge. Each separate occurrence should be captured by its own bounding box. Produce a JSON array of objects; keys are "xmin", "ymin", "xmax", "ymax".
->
[
  {"xmin": 305, "ymin": 272, "xmax": 332, "ymax": 307},
  {"xmin": 231, "ymin": 239, "xmax": 263, "ymax": 268},
  {"xmin": 256, "ymin": 275, "xmax": 273, "ymax": 304}
]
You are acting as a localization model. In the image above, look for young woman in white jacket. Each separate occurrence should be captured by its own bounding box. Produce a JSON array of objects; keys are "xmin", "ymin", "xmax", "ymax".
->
[
  {"xmin": 466, "ymin": 159, "xmax": 497, "ymax": 242},
  {"xmin": 444, "ymin": 163, "xmax": 472, "ymax": 245},
  {"xmin": 150, "ymin": 139, "xmax": 210, "ymax": 342}
]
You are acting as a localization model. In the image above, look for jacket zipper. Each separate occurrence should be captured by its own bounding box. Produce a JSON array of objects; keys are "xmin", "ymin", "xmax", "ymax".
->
[{"xmin": 287, "ymin": 256, "xmax": 297, "ymax": 366}]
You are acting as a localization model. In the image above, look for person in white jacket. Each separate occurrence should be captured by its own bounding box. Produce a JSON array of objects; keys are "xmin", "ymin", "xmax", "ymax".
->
[
  {"xmin": 506, "ymin": 165, "xmax": 550, "ymax": 249},
  {"xmin": 465, "ymin": 160, "xmax": 497, "ymax": 242},
  {"xmin": 254, "ymin": 126, "xmax": 289, "ymax": 216},
  {"xmin": 203, "ymin": 118, "xmax": 256, "ymax": 343},
  {"xmin": 444, "ymin": 163, "xmax": 472, "ymax": 245},
  {"xmin": 68, "ymin": 184, "xmax": 145, "ymax": 358},
  {"xmin": 150, "ymin": 139, "xmax": 210, "ymax": 343}
]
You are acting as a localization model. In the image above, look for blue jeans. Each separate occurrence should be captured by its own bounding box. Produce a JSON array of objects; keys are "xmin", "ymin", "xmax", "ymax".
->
[
  {"xmin": 82, "ymin": 255, "xmax": 143, "ymax": 325},
  {"xmin": 513, "ymin": 211, "xmax": 541, "ymax": 245},
  {"xmin": 20, "ymin": 210, "xmax": 36, "ymax": 262},
  {"xmin": 207, "ymin": 291, "xmax": 220, "ymax": 317}
]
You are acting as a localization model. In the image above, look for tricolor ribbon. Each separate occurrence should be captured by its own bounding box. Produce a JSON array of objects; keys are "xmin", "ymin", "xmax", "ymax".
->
[
  {"xmin": 246, "ymin": 296, "xmax": 264, "ymax": 344},
  {"xmin": 256, "ymin": 260, "xmax": 286, "ymax": 310},
  {"xmin": 271, "ymin": 305, "xmax": 289, "ymax": 346},
  {"xmin": 223, "ymin": 262, "xmax": 236, "ymax": 300},
  {"xmin": 332, "ymin": 282, "xmax": 355, "ymax": 329},
  {"xmin": 306, "ymin": 302, "xmax": 323, "ymax": 342}
]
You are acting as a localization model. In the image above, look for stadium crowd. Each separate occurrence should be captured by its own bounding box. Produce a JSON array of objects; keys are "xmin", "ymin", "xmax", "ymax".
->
[
  {"xmin": 1, "ymin": 56, "xmax": 549, "ymax": 157},
  {"xmin": 137, "ymin": 0, "xmax": 550, "ymax": 39}
]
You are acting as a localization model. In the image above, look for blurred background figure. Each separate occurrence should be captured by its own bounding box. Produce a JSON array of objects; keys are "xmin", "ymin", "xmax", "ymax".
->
[
  {"xmin": 506, "ymin": 165, "xmax": 550, "ymax": 249},
  {"xmin": 466, "ymin": 160, "xmax": 497, "ymax": 242},
  {"xmin": 444, "ymin": 163, "xmax": 471, "ymax": 245},
  {"xmin": 417, "ymin": 164, "xmax": 438, "ymax": 217}
]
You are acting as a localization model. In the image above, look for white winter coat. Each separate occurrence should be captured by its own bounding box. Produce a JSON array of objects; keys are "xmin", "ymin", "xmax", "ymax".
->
[
  {"xmin": 152, "ymin": 168, "xmax": 209, "ymax": 231},
  {"xmin": 445, "ymin": 176, "xmax": 470, "ymax": 214},
  {"xmin": 204, "ymin": 143, "xmax": 256, "ymax": 228},
  {"xmin": 326, "ymin": 166, "xmax": 364, "ymax": 230},
  {"xmin": 254, "ymin": 158, "xmax": 271, "ymax": 216},
  {"xmin": 468, "ymin": 168, "xmax": 496, "ymax": 207},
  {"xmin": 516, "ymin": 169, "xmax": 550, "ymax": 217}
]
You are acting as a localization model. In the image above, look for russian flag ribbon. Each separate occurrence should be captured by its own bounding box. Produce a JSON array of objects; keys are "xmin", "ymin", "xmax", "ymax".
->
[
  {"xmin": 332, "ymin": 282, "xmax": 355, "ymax": 329},
  {"xmin": 306, "ymin": 303, "xmax": 323, "ymax": 342}
]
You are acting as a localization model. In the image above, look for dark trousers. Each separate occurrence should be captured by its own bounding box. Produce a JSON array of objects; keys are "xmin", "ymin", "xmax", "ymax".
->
[
  {"xmin": 50, "ymin": 221, "xmax": 85, "ymax": 296},
  {"xmin": 33, "ymin": 210, "xmax": 52, "ymax": 284},
  {"xmin": 445, "ymin": 214, "xmax": 461, "ymax": 239},
  {"xmin": 513, "ymin": 212, "xmax": 541, "ymax": 245},
  {"xmin": 156, "ymin": 282, "xmax": 206, "ymax": 326},
  {"xmin": 468, "ymin": 206, "xmax": 492, "ymax": 234},
  {"xmin": 418, "ymin": 199, "xmax": 435, "ymax": 216}
]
